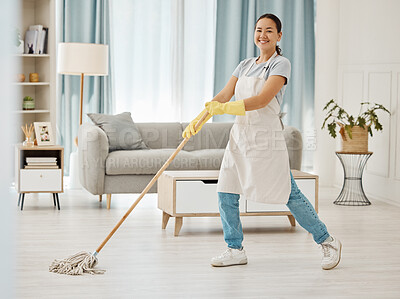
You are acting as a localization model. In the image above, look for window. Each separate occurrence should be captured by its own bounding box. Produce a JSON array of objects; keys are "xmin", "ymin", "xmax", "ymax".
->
[{"xmin": 111, "ymin": 0, "xmax": 216, "ymax": 122}]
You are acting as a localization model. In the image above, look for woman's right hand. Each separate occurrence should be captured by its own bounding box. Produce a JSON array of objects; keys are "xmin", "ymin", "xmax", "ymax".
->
[{"xmin": 182, "ymin": 108, "xmax": 212, "ymax": 139}]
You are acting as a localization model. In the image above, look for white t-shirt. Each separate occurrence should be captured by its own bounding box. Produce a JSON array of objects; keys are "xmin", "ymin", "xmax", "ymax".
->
[{"xmin": 232, "ymin": 55, "xmax": 291, "ymax": 105}]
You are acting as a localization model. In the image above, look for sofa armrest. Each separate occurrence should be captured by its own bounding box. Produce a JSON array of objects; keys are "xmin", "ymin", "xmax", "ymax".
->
[{"xmin": 78, "ymin": 123, "xmax": 109, "ymax": 195}]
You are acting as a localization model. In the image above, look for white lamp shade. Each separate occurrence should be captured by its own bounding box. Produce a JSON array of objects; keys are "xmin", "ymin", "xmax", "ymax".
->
[{"xmin": 57, "ymin": 42, "xmax": 109, "ymax": 76}]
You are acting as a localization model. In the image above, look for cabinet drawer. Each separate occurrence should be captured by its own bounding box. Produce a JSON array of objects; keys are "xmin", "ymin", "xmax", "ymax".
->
[
  {"xmin": 20, "ymin": 169, "xmax": 62, "ymax": 192},
  {"xmin": 246, "ymin": 178, "xmax": 316, "ymax": 212},
  {"xmin": 175, "ymin": 180, "xmax": 245, "ymax": 214}
]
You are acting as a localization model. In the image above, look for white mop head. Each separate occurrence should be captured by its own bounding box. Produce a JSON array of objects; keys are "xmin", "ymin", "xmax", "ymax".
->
[{"xmin": 49, "ymin": 251, "xmax": 105, "ymax": 275}]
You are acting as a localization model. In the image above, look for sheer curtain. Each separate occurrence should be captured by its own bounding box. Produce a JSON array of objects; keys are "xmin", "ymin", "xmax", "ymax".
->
[
  {"xmin": 111, "ymin": 0, "xmax": 216, "ymax": 122},
  {"xmin": 57, "ymin": 0, "xmax": 114, "ymax": 175}
]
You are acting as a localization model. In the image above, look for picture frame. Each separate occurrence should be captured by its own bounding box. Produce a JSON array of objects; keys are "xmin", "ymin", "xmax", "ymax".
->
[{"xmin": 34, "ymin": 122, "xmax": 55, "ymax": 146}]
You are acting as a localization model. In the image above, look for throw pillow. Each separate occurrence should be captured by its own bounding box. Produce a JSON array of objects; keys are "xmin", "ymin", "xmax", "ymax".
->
[{"xmin": 87, "ymin": 112, "xmax": 148, "ymax": 151}]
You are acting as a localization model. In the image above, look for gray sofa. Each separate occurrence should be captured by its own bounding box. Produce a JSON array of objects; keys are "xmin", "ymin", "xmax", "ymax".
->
[{"xmin": 78, "ymin": 122, "xmax": 303, "ymax": 208}]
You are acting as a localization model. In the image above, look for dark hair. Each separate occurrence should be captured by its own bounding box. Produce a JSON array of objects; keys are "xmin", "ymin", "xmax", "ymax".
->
[{"xmin": 255, "ymin": 13, "xmax": 282, "ymax": 55}]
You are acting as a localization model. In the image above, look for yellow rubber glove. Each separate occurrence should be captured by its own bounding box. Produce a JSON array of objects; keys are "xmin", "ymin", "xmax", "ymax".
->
[
  {"xmin": 205, "ymin": 100, "xmax": 246, "ymax": 116},
  {"xmin": 182, "ymin": 108, "xmax": 212, "ymax": 139}
]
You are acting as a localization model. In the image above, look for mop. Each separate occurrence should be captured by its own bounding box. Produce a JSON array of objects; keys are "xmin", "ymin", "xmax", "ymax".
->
[{"xmin": 49, "ymin": 112, "xmax": 210, "ymax": 275}]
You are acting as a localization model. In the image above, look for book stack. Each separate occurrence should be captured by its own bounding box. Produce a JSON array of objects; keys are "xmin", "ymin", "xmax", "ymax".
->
[
  {"xmin": 24, "ymin": 25, "xmax": 49, "ymax": 54},
  {"xmin": 25, "ymin": 157, "xmax": 58, "ymax": 169}
]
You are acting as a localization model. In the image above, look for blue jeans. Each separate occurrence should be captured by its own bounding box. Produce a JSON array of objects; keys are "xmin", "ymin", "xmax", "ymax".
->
[{"xmin": 218, "ymin": 171, "xmax": 330, "ymax": 249}]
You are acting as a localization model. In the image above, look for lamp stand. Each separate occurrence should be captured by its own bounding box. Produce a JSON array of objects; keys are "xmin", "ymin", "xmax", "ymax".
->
[
  {"xmin": 74, "ymin": 73, "xmax": 85, "ymax": 147},
  {"xmin": 79, "ymin": 73, "xmax": 84, "ymax": 125},
  {"xmin": 70, "ymin": 73, "xmax": 85, "ymax": 189}
]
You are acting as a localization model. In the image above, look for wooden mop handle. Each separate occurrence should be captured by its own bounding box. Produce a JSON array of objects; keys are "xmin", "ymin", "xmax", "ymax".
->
[
  {"xmin": 95, "ymin": 111, "xmax": 210, "ymax": 254},
  {"xmin": 193, "ymin": 111, "xmax": 210, "ymax": 132}
]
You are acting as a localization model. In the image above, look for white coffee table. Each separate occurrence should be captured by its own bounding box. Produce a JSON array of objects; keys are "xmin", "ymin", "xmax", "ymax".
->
[{"xmin": 157, "ymin": 170, "xmax": 318, "ymax": 236}]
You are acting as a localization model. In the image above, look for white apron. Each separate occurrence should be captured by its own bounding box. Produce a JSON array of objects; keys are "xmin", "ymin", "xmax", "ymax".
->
[{"xmin": 217, "ymin": 53, "xmax": 291, "ymax": 204}]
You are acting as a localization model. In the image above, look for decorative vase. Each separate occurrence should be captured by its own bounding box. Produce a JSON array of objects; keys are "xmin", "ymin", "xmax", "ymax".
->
[
  {"xmin": 23, "ymin": 136, "xmax": 34, "ymax": 147},
  {"xmin": 16, "ymin": 40, "xmax": 24, "ymax": 54},
  {"xmin": 339, "ymin": 124, "xmax": 368, "ymax": 153},
  {"xmin": 17, "ymin": 74, "xmax": 25, "ymax": 82},
  {"xmin": 29, "ymin": 73, "xmax": 39, "ymax": 82}
]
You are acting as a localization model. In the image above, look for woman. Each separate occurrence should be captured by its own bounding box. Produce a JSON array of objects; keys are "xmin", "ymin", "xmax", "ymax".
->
[{"xmin": 182, "ymin": 14, "xmax": 342, "ymax": 270}]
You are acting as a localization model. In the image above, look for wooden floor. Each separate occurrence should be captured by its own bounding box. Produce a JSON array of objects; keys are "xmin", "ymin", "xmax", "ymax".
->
[{"xmin": 14, "ymin": 186, "xmax": 400, "ymax": 299}]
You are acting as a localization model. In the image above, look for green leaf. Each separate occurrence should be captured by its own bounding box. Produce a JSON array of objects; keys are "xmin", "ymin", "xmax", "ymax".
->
[
  {"xmin": 357, "ymin": 117, "xmax": 366, "ymax": 128},
  {"xmin": 327, "ymin": 122, "xmax": 337, "ymax": 138},
  {"xmin": 375, "ymin": 119, "xmax": 383, "ymax": 131},
  {"xmin": 323, "ymin": 99, "xmax": 335, "ymax": 111},
  {"xmin": 337, "ymin": 108, "xmax": 344, "ymax": 119},
  {"xmin": 348, "ymin": 115, "xmax": 355, "ymax": 127},
  {"xmin": 321, "ymin": 112, "xmax": 333, "ymax": 129},
  {"xmin": 326, "ymin": 104, "xmax": 339, "ymax": 116},
  {"xmin": 374, "ymin": 103, "xmax": 390, "ymax": 115},
  {"xmin": 345, "ymin": 125, "xmax": 353, "ymax": 139}
]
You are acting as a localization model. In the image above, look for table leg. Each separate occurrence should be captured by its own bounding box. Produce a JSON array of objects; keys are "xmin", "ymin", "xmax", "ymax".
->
[
  {"xmin": 20, "ymin": 194, "xmax": 25, "ymax": 211},
  {"xmin": 162, "ymin": 212, "xmax": 171, "ymax": 229},
  {"xmin": 287, "ymin": 215, "xmax": 296, "ymax": 226},
  {"xmin": 52, "ymin": 193, "xmax": 56, "ymax": 207},
  {"xmin": 174, "ymin": 217, "xmax": 183, "ymax": 236},
  {"xmin": 55, "ymin": 193, "xmax": 60, "ymax": 210},
  {"xmin": 107, "ymin": 194, "xmax": 112, "ymax": 209},
  {"xmin": 18, "ymin": 194, "xmax": 21, "ymax": 207}
]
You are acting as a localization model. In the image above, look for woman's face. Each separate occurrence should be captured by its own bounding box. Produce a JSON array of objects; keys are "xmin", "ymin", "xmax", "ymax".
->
[{"xmin": 254, "ymin": 18, "xmax": 282, "ymax": 52}]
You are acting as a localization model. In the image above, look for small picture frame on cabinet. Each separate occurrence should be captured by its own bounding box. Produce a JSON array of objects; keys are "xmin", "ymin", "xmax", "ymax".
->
[{"xmin": 34, "ymin": 122, "xmax": 54, "ymax": 146}]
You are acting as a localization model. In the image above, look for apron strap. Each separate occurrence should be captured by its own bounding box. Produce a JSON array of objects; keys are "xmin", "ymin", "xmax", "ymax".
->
[
  {"xmin": 258, "ymin": 52, "xmax": 278, "ymax": 79},
  {"xmin": 244, "ymin": 52, "xmax": 278, "ymax": 77},
  {"xmin": 265, "ymin": 53, "xmax": 284, "ymax": 129},
  {"xmin": 278, "ymin": 111, "xmax": 285, "ymax": 130},
  {"xmin": 241, "ymin": 53, "xmax": 285, "ymax": 129},
  {"xmin": 243, "ymin": 58, "xmax": 257, "ymax": 76}
]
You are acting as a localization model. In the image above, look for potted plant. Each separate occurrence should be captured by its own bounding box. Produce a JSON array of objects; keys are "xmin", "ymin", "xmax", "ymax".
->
[
  {"xmin": 23, "ymin": 96, "xmax": 35, "ymax": 110},
  {"xmin": 321, "ymin": 99, "xmax": 390, "ymax": 153}
]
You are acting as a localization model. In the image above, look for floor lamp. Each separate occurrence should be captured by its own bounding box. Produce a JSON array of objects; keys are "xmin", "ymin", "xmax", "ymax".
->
[{"xmin": 57, "ymin": 42, "xmax": 109, "ymax": 188}]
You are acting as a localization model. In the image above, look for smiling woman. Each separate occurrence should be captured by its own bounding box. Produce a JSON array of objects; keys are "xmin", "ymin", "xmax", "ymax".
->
[{"xmin": 110, "ymin": 0, "xmax": 217, "ymax": 122}]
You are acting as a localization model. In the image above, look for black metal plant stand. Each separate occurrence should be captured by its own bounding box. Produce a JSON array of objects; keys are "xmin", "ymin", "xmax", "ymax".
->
[{"xmin": 334, "ymin": 152, "xmax": 373, "ymax": 206}]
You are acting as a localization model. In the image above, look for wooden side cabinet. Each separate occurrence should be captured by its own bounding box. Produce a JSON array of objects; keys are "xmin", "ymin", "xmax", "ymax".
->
[
  {"xmin": 158, "ymin": 170, "xmax": 318, "ymax": 236},
  {"xmin": 15, "ymin": 145, "xmax": 64, "ymax": 210}
]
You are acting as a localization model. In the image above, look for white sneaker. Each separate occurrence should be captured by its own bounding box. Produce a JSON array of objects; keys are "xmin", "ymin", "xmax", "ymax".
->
[
  {"xmin": 320, "ymin": 236, "xmax": 342, "ymax": 270},
  {"xmin": 211, "ymin": 248, "xmax": 248, "ymax": 267}
]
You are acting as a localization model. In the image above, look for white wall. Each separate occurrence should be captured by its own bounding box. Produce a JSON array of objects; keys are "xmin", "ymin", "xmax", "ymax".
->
[
  {"xmin": 0, "ymin": 1, "xmax": 18, "ymax": 297},
  {"xmin": 314, "ymin": 0, "xmax": 339, "ymax": 187},
  {"xmin": 314, "ymin": 0, "xmax": 400, "ymax": 204}
]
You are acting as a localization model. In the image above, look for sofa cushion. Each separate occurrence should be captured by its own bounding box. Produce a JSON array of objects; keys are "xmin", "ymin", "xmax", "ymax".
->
[
  {"xmin": 135, "ymin": 123, "xmax": 182, "ymax": 149},
  {"xmin": 189, "ymin": 149, "xmax": 225, "ymax": 170},
  {"xmin": 106, "ymin": 149, "xmax": 200, "ymax": 175},
  {"xmin": 87, "ymin": 112, "xmax": 148, "ymax": 152}
]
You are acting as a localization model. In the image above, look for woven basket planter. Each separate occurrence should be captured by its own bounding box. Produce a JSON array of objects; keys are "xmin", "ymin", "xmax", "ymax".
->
[{"xmin": 339, "ymin": 124, "xmax": 368, "ymax": 153}]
